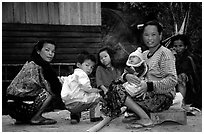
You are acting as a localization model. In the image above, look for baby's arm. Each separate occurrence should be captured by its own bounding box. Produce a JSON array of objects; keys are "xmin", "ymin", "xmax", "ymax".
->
[{"xmin": 80, "ymin": 85, "xmax": 100, "ymax": 93}]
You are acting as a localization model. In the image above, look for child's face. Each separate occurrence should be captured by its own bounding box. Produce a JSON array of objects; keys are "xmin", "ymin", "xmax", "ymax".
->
[
  {"xmin": 78, "ymin": 59, "xmax": 95, "ymax": 75},
  {"xmin": 99, "ymin": 50, "xmax": 111, "ymax": 67},
  {"xmin": 128, "ymin": 56, "xmax": 141, "ymax": 65}
]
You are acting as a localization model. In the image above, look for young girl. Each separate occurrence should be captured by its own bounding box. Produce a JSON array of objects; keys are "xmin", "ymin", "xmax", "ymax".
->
[
  {"xmin": 60, "ymin": 51, "xmax": 103, "ymax": 124},
  {"xmin": 96, "ymin": 47, "xmax": 122, "ymax": 96}
]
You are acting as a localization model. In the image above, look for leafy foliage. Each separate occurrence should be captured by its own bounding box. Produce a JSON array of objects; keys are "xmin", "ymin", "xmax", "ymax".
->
[{"xmin": 102, "ymin": 2, "xmax": 202, "ymax": 55}]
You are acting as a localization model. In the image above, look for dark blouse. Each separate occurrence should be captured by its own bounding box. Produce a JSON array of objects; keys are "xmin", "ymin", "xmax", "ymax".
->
[{"xmin": 96, "ymin": 66, "xmax": 121, "ymax": 89}]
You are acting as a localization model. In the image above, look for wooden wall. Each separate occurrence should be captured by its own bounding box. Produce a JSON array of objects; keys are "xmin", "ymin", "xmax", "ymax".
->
[
  {"xmin": 2, "ymin": 2, "xmax": 102, "ymax": 114},
  {"xmin": 2, "ymin": 2, "xmax": 101, "ymax": 25},
  {"xmin": 2, "ymin": 23, "xmax": 102, "ymax": 64}
]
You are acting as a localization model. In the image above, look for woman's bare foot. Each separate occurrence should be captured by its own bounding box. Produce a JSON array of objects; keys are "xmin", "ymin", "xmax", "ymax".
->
[{"xmin": 133, "ymin": 118, "xmax": 153, "ymax": 126}]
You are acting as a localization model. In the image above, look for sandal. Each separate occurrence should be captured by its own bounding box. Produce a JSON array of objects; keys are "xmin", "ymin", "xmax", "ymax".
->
[
  {"xmin": 126, "ymin": 119, "xmax": 154, "ymax": 129},
  {"xmin": 90, "ymin": 116, "xmax": 103, "ymax": 122},
  {"xmin": 122, "ymin": 115, "xmax": 140, "ymax": 123},
  {"xmin": 126, "ymin": 123, "xmax": 144, "ymax": 129},
  {"xmin": 187, "ymin": 107, "xmax": 201, "ymax": 116},
  {"xmin": 30, "ymin": 117, "xmax": 57, "ymax": 125},
  {"xmin": 15, "ymin": 120, "xmax": 30, "ymax": 125}
]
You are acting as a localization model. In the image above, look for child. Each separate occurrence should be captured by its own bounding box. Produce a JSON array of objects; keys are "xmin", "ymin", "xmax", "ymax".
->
[
  {"xmin": 96, "ymin": 47, "xmax": 122, "ymax": 96},
  {"xmin": 123, "ymin": 47, "xmax": 148, "ymax": 98},
  {"xmin": 60, "ymin": 51, "xmax": 103, "ymax": 124}
]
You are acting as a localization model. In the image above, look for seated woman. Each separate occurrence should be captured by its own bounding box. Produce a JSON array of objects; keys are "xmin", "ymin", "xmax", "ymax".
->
[
  {"xmin": 169, "ymin": 34, "xmax": 202, "ymax": 109},
  {"xmin": 101, "ymin": 20, "xmax": 178, "ymax": 127},
  {"xmin": 6, "ymin": 40, "xmax": 64, "ymax": 125}
]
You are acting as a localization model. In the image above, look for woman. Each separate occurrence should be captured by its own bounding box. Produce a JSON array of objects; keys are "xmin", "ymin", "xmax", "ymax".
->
[
  {"xmin": 170, "ymin": 34, "xmax": 202, "ymax": 109},
  {"xmin": 6, "ymin": 40, "xmax": 64, "ymax": 125},
  {"xmin": 101, "ymin": 20, "xmax": 178, "ymax": 127}
]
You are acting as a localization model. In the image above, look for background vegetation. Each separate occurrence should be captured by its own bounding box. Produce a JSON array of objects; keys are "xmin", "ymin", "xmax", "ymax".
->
[{"xmin": 101, "ymin": 2, "xmax": 202, "ymax": 55}]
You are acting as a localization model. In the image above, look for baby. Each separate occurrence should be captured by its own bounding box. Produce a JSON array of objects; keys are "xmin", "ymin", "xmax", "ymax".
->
[{"xmin": 123, "ymin": 47, "xmax": 148, "ymax": 98}]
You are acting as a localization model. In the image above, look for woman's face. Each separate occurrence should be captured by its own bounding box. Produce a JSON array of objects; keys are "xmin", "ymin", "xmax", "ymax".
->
[
  {"xmin": 37, "ymin": 43, "xmax": 55, "ymax": 62},
  {"xmin": 173, "ymin": 40, "xmax": 186, "ymax": 55},
  {"xmin": 142, "ymin": 25, "xmax": 162, "ymax": 49},
  {"xmin": 99, "ymin": 50, "xmax": 111, "ymax": 67}
]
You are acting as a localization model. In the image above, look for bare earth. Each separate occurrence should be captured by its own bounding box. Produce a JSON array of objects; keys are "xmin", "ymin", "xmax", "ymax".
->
[{"xmin": 2, "ymin": 110, "xmax": 202, "ymax": 132}]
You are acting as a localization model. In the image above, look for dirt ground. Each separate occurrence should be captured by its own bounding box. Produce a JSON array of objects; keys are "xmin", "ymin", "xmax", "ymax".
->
[{"xmin": 1, "ymin": 109, "xmax": 202, "ymax": 132}]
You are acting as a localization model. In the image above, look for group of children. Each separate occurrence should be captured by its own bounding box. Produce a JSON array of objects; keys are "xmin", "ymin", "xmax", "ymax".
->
[{"xmin": 59, "ymin": 46, "xmax": 150, "ymax": 124}]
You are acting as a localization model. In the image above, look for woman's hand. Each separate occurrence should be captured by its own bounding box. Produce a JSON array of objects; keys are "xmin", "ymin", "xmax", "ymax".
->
[
  {"xmin": 134, "ymin": 80, "xmax": 148, "ymax": 96},
  {"xmin": 126, "ymin": 74, "xmax": 141, "ymax": 85}
]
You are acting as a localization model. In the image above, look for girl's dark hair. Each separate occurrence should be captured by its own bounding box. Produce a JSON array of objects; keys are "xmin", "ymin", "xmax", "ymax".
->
[
  {"xmin": 76, "ymin": 50, "xmax": 96, "ymax": 64},
  {"xmin": 97, "ymin": 46, "xmax": 116, "ymax": 68},
  {"xmin": 142, "ymin": 20, "xmax": 163, "ymax": 34},
  {"xmin": 170, "ymin": 34, "xmax": 191, "ymax": 50}
]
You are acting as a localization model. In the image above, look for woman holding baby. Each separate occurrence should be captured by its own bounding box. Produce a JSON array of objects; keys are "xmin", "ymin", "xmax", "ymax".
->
[{"xmin": 99, "ymin": 20, "xmax": 177, "ymax": 127}]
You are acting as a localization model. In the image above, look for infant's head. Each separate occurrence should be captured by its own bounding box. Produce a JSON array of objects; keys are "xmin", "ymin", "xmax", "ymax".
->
[{"xmin": 126, "ymin": 47, "xmax": 144, "ymax": 67}]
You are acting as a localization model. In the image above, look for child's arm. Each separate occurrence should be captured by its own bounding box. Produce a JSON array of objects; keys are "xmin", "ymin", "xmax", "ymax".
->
[{"xmin": 99, "ymin": 85, "xmax": 109, "ymax": 94}]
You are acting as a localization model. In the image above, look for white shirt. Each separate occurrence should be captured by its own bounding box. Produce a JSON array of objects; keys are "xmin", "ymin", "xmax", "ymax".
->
[{"xmin": 61, "ymin": 68, "xmax": 100, "ymax": 105}]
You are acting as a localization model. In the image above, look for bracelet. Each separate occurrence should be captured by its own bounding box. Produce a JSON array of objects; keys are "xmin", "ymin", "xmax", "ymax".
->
[{"xmin": 123, "ymin": 73, "xmax": 128, "ymax": 82}]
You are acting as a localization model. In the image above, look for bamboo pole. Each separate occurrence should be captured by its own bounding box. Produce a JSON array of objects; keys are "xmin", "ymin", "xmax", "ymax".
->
[
  {"xmin": 87, "ymin": 107, "xmax": 127, "ymax": 132},
  {"xmin": 86, "ymin": 116, "xmax": 113, "ymax": 132}
]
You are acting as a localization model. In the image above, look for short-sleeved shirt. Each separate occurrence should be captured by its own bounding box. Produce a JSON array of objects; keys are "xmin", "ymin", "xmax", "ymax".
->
[{"xmin": 96, "ymin": 66, "xmax": 121, "ymax": 89}]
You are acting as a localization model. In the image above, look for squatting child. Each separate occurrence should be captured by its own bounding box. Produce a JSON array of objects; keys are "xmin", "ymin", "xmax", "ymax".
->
[{"xmin": 60, "ymin": 51, "xmax": 103, "ymax": 124}]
